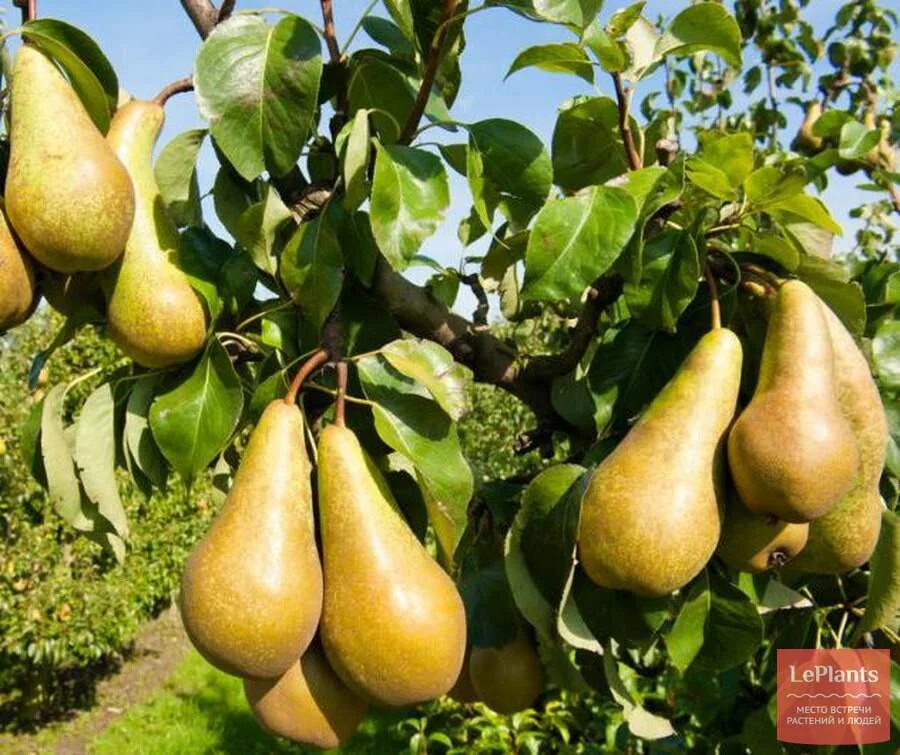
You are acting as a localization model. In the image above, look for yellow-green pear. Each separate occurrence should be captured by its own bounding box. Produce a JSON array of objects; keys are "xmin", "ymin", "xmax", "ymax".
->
[
  {"xmin": 789, "ymin": 303, "xmax": 888, "ymax": 573},
  {"xmin": 578, "ymin": 328, "xmax": 742, "ymax": 597},
  {"xmin": 6, "ymin": 44, "xmax": 134, "ymax": 273},
  {"xmin": 791, "ymin": 102, "xmax": 824, "ymax": 155},
  {"xmin": 717, "ymin": 494, "xmax": 809, "ymax": 572},
  {"xmin": 0, "ymin": 206, "xmax": 37, "ymax": 331},
  {"xmin": 728, "ymin": 280, "xmax": 859, "ymax": 523},
  {"xmin": 317, "ymin": 423, "xmax": 467, "ymax": 707},
  {"xmin": 105, "ymin": 100, "xmax": 207, "ymax": 367},
  {"xmin": 244, "ymin": 643, "xmax": 368, "ymax": 748},
  {"xmin": 180, "ymin": 400, "xmax": 323, "ymax": 679},
  {"xmin": 469, "ymin": 632, "xmax": 544, "ymax": 714}
]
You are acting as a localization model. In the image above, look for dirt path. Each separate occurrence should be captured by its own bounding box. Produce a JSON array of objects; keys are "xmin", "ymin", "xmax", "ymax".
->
[{"xmin": 0, "ymin": 606, "xmax": 190, "ymax": 755}]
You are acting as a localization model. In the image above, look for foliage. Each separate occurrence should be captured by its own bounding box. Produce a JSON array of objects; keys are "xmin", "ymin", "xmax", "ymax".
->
[{"xmin": 1, "ymin": 0, "xmax": 899, "ymax": 749}]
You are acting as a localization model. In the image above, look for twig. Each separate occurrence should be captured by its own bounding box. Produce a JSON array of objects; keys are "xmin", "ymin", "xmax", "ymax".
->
[
  {"xmin": 284, "ymin": 349, "xmax": 329, "ymax": 406},
  {"xmin": 612, "ymin": 72, "xmax": 641, "ymax": 171},
  {"xmin": 153, "ymin": 76, "xmax": 194, "ymax": 106},
  {"xmin": 459, "ymin": 273, "xmax": 489, "ymax": 326},
  {"xmin": 180, "ymin": 0, "xmax": 220, "ymax": 38},
  {"xmin": 218, "ymin": 0, "xmax": 236, "ymax": 22},
  {"xmin": 705, "ymin": 267, "xmax": 722, "ymax": 330},
  {"xmin": 334, "ymin": 361, "xmax": 348, "ymax": 427},
  {"xmin": 320, "ymin": 0, "xmax": 341, "ymax": 63},
  {"xmin": 399, "ymin": 0, "xmax": 458, "ymax": 144},
  {"xmin": 514, "ymin": 425, "xmax": 554, "ymax": 458},
  {"xmin": 13, "ymin": 0, "xmax": 36, "ymax": 23}
]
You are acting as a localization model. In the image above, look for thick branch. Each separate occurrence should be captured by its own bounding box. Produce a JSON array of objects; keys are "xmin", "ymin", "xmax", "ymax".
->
[
  {"xmin": 179, "ymin": 0, "xmax": 220, "ymax": 38},
  {"xmin": 459, "ymin": 273, "xmax": 489, "ymax": 326},
  {"xmin": 612, "ymin": 72, "xmax": 642, "ymax": 171},
  {"xmin": 218, "ymin": 0, "xmax": 236, "ymax": 22},
  {"xmin": 399, "ymin": 0, "xmax": 457, "ymax": 144},
  {"xmin": 320, "ymin": 0, "xmax": 341, "ymax": 63}
]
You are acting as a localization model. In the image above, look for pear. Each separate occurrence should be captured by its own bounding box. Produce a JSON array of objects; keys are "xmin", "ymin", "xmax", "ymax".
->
[
  {"xmin": 244, "ymin": 643, "xmax": 368, "ymax": 748},
  {"xmin": 469, "ymin": 632, "xmax": 544, "ymax": 714},
  {"xmin": 39, "ymin": 269, "xmax": 105, "ymax": 318},
  {"xmin": 578, "ymin": 328, "xmax": 743, "ymax": 597},
  {"xmin": 317, "ymin": 424, "xmax": 467, "ymax": 707},
  {"xmin": 728, "ymin": 280, "xmax": 859, "ymax": 523},
  {"xmin": 447, "ymin": 652, "xmax": 479, "ymax": 704},
  {"xmin": 0, "ymin": 206, "xmax": 37, "ymax": 331},
  {"xmin": 105, "ymin": 100, "xmax": 207, "ymax": 367},
  {"xmin": 180, "ymin": 400, "xmax": 323, "ymax": 679},
  {"xmin": 791, "ymin": 102, "xmax": 824, "ymax": 155},
  {"xmin": 789, "ymin": 303, "xmax": 888, "ymax": 573},
  {"xmin": 6, "ymin": 44, "xmax": 133, "ymax": 273},
  {"xmin": 717, "ymin": 493, "xmax": 809, "ymax": 573}
]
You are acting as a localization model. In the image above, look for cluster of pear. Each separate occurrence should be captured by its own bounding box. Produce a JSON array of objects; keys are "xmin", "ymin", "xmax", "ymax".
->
[
  {"xmin": 0, "ymin": 43, "xmax": 206, "ymax": 367},
  {"xmin": 578, "ymin": 280, "xmax": 887, "ymax": 597},
  {"xmin": 182, "ymin": 397, "xmax": 538, "ymax": 746}
]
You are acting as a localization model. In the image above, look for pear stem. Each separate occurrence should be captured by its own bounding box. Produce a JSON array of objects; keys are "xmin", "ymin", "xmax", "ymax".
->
[
  {"xmin": 284, "ymin": 348, "xmax": 329, "ymax": 406},
  {"xmin": 154, "ymin": 77, "xmax": 195, "ymax": 106},
  {"xmin": 334, "ymin": 361, "xmax": 349, "ymax": 427},
  {"xmin": 704, "ymin": 267, "xmax": 722, "ymax": 330},
  {"xmin": 13, "ymin": 0, "xmax": 36, "ymax": 23}
]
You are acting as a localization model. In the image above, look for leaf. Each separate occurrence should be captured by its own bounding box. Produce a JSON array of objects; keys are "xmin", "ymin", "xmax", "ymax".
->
[
  {"xmin": 347, "ymin": 57, "xmax": 415, "ymax": 143},
  {"xmin": 149, "ymin": 341, "xmax": 244, "ymax": 480},
  {"xmin": 194, "ymin": 14, "xmax": 322, "ymax": 180},
  {"xmin": 234, "ymin": 185, "xmax": 292, "ymax": 276},
  {"xmin": 744, "ymin": 166, "xmax": 806, "ymax": 208},
  {"xmin": 852, "ymin": 511, "xmax": 900, "ymax": 640},
  {"xmin": 624, "ymin": 230, "xmax": 699, "ymax": 332},
  {"xmin": 281, "ymin": 208, "xmax": 344, "ymax": 332},
  {"xmin": 838, "ymin": 120, "xmax": 881, "ymax": 160},
  {"xmin": 125, "ymin": 375, "xmax": 168, "ymax": 491},
  {"xmin": 686, "ymin": 132, "xmax": 753, "ymax": 199},
  {"xmin": 582, "ymin": 23, "xmax": 626, "ymax": 72},
  {"xmin": 506, "ymin": 43, "xmax": 594, "ymax": 83},
  {"xmin": 75, "ymin": 384, "xmax": 129, "ymax": 539},
  {"xmin": 603, "ymin": 640, "xmax": 676, "ymax": 740},
  {"xmin": 361, "ymin": 16, "xmax": 414, "ymax": 56},
  {"xmin": 623, "ymin": 16, "xmax": 660, "ymax": 80},
  {"xmin": 340, "ymin": 109, "xmax": 372, "ymax": 212},
  {"xmin": 213, "ymin": 168, "xmax": 262, "ymax": 239},
  {"xmin": 381, "ymin": 339, "xmax": 473, "ymax": 420},
  {"xmin": 41, "ymin": 384, "xmax": 92, "ymax": 530},
  {"xmin": 574, "ymin": 572, "xmax": 669, "ymax": 647},
  {"xmin": 523, "ymin": 186, "xmax": 637, "ymax": 307},
  {"xmin": 767, "ymin": 193, "xmax": 842, "ymax": 235},
  {"xmin": 694, "ymin": 572, "xmax": 764, "ymax": 671},
  {"xmin": 654, "ymin": 3, "xmax": 743, "ymax": 69},
  {"xmin": 155, "ymin": 129, "xmax": 207, "ymax": 228},
  {"xmin": 458, "ymin": 546, "xmax": 519, "ymax": 648},
  {"xmin": 467, "ymin": 119, "xmax": 552, "ymax": 229},
  {"xmin": 874, "ymin": 321, "xmax": 900, "ymax": 391},
  {"xmin": 551, "ymin": 97, "xmax": 633, "ymax": 191},
  {"xmin": 665, "ymin": 572, "xmax": 710, "ymax": 672},
  {"xmin": 370, "ymin": 143, "xmax": 449, "ymax": 270},
  {"xmin": 22, "ymin": 19, "xmax": 118, "ymax": 132},
  {"xmin": 335, "ymin": 208, "xmax": 378, "ymax": 287},
  {"xmin": 797, "ymin": 256, "xmax": 866, "ymax": 337},
  {"xmin": 178, "ymin": 228, "xmax": 227, "ymax": 323},
  {"xmin": 357, "ymin": 355, "xmax": 473, "ymax": 517}
]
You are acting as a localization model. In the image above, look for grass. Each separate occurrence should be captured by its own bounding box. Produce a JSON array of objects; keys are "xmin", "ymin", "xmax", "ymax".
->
[{"xmin": 89, "ymin": 651, "xmax": 412, "ymax": 755}]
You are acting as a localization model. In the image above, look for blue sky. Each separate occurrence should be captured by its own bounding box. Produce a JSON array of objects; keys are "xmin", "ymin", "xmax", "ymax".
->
[{"xmin": 3, "ymin": 1, "xmax": 884, "ymax": 317}]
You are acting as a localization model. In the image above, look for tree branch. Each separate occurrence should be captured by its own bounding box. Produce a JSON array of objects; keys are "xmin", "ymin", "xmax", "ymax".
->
[
  {"xmin": 612, "ymin": 72, "xmax": 642, "ymax": 171},
  {"xmin": 218, "ymin": 0, "xmax": 236, "ymax": 22},
  {"xmin": 179, "ymin": 0, "xmax": 220, "ymax": 38},
  {"xmin": 459, "ymin": 273, "xmax": 489, "ymax": 326},
  {"xmin": 399, "ymin": 0, "xmax": 458, "ymax": 144},
  {"xmin": 13, "ymin": 0, "xmax": 36, "ymax": 23},
  {"xmin": 154, "ymin": 76, "xmax": 194, "ymax": 106},
  {"xmin": 320, "ymin": 0, "xmax": 341, "ymax": 63}
]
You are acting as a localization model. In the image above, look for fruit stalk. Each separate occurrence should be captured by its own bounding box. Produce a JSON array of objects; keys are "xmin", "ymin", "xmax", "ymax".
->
[{"xmin": 285, "ymin": 348, "xmax": 330, "ymax": 406}]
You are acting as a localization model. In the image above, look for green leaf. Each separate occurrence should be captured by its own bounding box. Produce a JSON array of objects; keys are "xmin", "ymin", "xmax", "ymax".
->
[
  {"xmin": 623, "ymin": 16, "xmax": 660, "ymax": 80},
  {"xmin": 686, "ymin": 132, "xmax": 753, "ymax": 199},
  {"xmin": 213, "ymin": 168, "xmax": 262, "ymax": 239},
  {"xmin": 357, "ymin": 355, "xmax": 473, "ymax": 517},
  {"xmin": 852, "ymin": 511, "xmax": 900, "ymax": 640},
  {"xmin": 874, "ymin": 321, "xmax": 900, "ymax": 391},
  {"xmin": 178, "ymin": 228, "xmax": 226, "ymax": 324},
  {"xmin": 22, "ymin": 19, "xmax": 118, "ymax": 133},
  {"xmin": 603, "ymin": 640, "xmax": 676, "ymax": 739},
  {"xmin": 41, "ymin": 384, "xmax": 92, "ymax": 531},
  {"xmin": 281, "ymin": 208, "xmax": 344, "ymax": 332},
  {"xmin": 838, "ymin": 120, "xmax": 881, "ymax": 160},
  {"xmin": 767, "ymin": 193, "xmax": 842, "ymax": 235},
  {"xmin": 575, "ymin": 574, "xmax": 669, "ymax": 647},
  {"xmin": 347, "ymin": 57, "xmax": 415, "ymax": 143},
  {"xmin": 654, "ymin": 3, "xmax": 743, "ymax": 69},
  {"xmin": 624, "ymin": 230, "xmax": 699, "ymax": 332},
  {"xmin": 551, "ymin": 97, "xmax": 634, "ymax": 191},
  {"xmin": 665, "ymin": 571, "xmax": 710, "ymax": 672},
  {"xmin": 459, "ymin": 546, "xmax": 519, "ymax": 648},
  {"xmin": 335, "ymin": 208, "xmax": 378, "ymax": 287},
  {"xmin": 582, "ymin": 23, "xmax": 627, "ymax": 72},
  {"xmin": 75, "ymin": 383, "xmax": 129, "ymax": 539},
  {"xmin": 370, "ymin": 143, "xmax": 449, "ymax": 270},
  {"xmin": 467, "ymin": 119, "xmax": 552, "ymax": 229},
  {"xmin": 155, "ymin": 129, "xmax": 207, "ymax": 228},
  {"xmin": 744, "ymin": 166, "xmax": 806, "ymax": 208},
  {"xmin": 124, "ymin": 375, "xmax": 168, "ymax": 491},
  {"xmin": 340, "ymin": 109, "xmax": 372, "ymax": 212},
  {"xmin": 361, "ymin": 16, "xmax": 414, "ymax": 56},
  {"xmin": 439, "ymin": 143, "xmax": 468, "ymax": 176},
  {"xmin": 694, "ymin": 572, "xmax": 764, "ymax": 671},
  {"xmin": 233, "ymin": 185, "xmax": 292, "ymax": 276},
  {"xmin": 194, "ymin": 14, "xmax": 322, "ymax": 180},
  {"xmin": 797, "ymin": 256, "xmax": 866, "ymax": 337},
  {"xmin": 506, "ymin": 43, "xmax": 594, "ymax": 84},
  {"xmin": 606, "ymin": 2, "xmax": 646, "ymax": 36},
  {"xmin": 812, "ymin": 110, "xmax": 851, "ymax": 138},
  {"xmin": 523, "ymin": 186, "xmax": 637, "ymax": 307},
  {"xmin": 149, "ymin": 341, "xmax": 244, "ymax": 480},
  {"xmin": 381, "ymin": 338, "xmax": 473, "ymax": 420}
]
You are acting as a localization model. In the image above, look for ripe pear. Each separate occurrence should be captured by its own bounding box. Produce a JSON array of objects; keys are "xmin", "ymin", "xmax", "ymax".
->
[
  {"xmin": 244, "ymin": 643, "xmax": 368, "ymax": 748},
  {"xmin": 717, "ymin": 493, "xmax": 809, "ymax": 572},
  {"xmin": 791, "ymin": 102, "xmax": 824, "ymax": 155},
  {"xmin": 448, "ymin": 652, "xmax": 479, "ymax": 704},
  {"xmin": 6, "ymin": 44, "xmax": 133, "ymax": 273},
  {"xmin": 469, "ymin": 632, "xmax": 544, "ymax": 714},
  {"xmin": 728, "ymin": 280, "xmax": 859, "ymax": 523},
  {"xmin": 180, "ymin": 400, "xmax": 323, "ymax": 679},
  {"xmin": 578, "ymin": 328, "xmax": 742, "ymax": 597},
  {"xmin": 104, "ymin": 100, "xmax": 207, "ymax": 367},
  {"xmin": 789, "ymin": 303, "xmax": 888, "ymax": 573},
  {"xmin": 317, "ymin": 423, "xmax": 467, "ymax": 707},
  {"xmin": 0, "ymin": 206, "xmax": 37, "ymax": 331}
]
